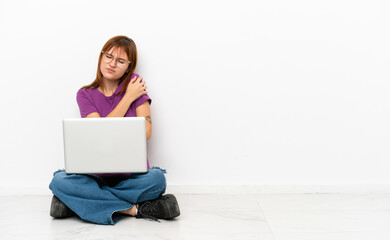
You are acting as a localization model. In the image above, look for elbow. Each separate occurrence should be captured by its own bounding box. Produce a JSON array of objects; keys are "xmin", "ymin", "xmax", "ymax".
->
[{"xmin": 146, "ymin": 127, "xmax": 152, "ymax": 140}]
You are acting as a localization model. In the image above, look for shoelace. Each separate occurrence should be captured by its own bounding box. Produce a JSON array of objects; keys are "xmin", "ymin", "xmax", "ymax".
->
[{"xmin": 137, "ymin": 201, "xmax": 161, "ymax": 223}]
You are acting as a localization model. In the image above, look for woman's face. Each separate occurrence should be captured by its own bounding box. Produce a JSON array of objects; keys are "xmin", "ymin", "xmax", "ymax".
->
[{"xmin": 100, "ymin": 47, "xmax": 130, "ymax": 81}]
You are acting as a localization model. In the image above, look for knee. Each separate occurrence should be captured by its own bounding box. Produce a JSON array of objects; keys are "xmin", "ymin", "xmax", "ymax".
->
[
  {"xmin": 49, "ymin": 170, "xmax": 67, "ymax": 190},
  {"xmin": 148, "ymin": 168, "xmax": 167, "ymax": 190},
  {"xmin": 49, "ymin": 170, "xmax": 81, "ymax": 192}
]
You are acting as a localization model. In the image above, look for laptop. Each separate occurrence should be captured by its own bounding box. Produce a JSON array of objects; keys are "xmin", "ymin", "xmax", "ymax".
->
[{"xmin": 62, "ymin": 117, "xmax": 148, "ymax": 174}]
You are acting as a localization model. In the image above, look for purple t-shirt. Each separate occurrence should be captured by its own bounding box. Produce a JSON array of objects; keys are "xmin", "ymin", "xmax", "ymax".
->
[{"xmin": 76, "ymin": 73, "xmax": 151, "ymax": 178}]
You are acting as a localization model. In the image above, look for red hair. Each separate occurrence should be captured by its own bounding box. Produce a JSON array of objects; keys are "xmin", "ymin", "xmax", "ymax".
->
[{"xmin": 81, "ymin": 35, "xmax": 138, "ymax": 95}]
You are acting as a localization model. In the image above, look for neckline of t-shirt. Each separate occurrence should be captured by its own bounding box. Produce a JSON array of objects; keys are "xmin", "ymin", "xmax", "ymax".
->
[
  {"xmin": 96, "ymin": 80, "xmax": 124, "ymax": 98},
  {"xmin": 97, "ymin": 88, "xmax": 115, "ymax": 98}
]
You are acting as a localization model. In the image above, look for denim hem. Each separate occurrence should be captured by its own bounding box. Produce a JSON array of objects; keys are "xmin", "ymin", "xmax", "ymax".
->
[
  {"xmin": 150, "ymin": 166, "xmax": 167, "ymax": 174},
  {"xmin": 109, "ymin": 202, "xmax": 134, "ymax": 225}
]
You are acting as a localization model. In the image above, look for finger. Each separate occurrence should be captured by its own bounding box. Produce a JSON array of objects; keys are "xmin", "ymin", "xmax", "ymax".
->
[
  {"xmin": 130, "ymin": 75, "xmax": 138, "ymax": 83},
  {"xmin": 138, "ymin": 77, "xmax": 143, "ymax": 83}
]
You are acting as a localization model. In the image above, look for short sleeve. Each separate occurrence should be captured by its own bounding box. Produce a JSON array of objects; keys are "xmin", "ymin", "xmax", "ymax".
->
[
  {"xmin": 133, "ymin": 94, "xmax": 152, "ymax": 109},
  {"xmin": 76, "ymin": 89, "xmax": 98, "ymax": 118}
]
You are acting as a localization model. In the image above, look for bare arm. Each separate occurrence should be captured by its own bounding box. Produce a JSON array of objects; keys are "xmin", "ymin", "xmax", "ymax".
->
[
  {"xmin": 85, "ymin": 94, "xmax": 135, "ymax": 118},
  {"xmin": 135, "ymin": 101, "xmax": 152, "ymax": 140},
  {"xmin": 106, "ymin": 94, "xmax": 136, "ymax": 117}
]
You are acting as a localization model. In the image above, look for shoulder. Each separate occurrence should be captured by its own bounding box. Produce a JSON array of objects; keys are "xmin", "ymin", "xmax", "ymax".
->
[
  {"xmin": 77, "ymin": 88, "xmax": 88, "ymax": 98},
  {"xmin": 77, "ymin": 86, "xmax": 97, "ymax": 95},
  {"xmin": 134, "ymin": 94, "xmax": 152, "ymax": 108},
  {"xmin": 77, "ymin": 88, "xmax": 85, "ymax": 95},
  {"xmin": 116, "ymin": 73, "xmax": 139, "ymax": 94},
  {"xmin": 130, "ymin": 73, "xmax": 140, "ymax": 81},
  {"xmin": 77, "ymin": 87, "xmax": 96, "ymax": 101}
]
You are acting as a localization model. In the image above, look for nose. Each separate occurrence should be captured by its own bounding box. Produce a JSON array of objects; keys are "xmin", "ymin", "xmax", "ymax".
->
[{"xmin": 109, "ymin": 59, "xmax": 117, "ymax": 68}]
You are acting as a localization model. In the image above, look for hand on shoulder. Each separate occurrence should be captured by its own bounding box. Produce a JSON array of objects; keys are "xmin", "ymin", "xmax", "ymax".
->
[{"xmin": 125, "ymin": 75, "xmax": 148, "ymax": 101}]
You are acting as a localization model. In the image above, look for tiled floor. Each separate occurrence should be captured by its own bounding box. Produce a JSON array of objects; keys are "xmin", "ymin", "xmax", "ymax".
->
[{"xmin": 1, "ymin": 193, "xmax": 390, "ymax": 239}]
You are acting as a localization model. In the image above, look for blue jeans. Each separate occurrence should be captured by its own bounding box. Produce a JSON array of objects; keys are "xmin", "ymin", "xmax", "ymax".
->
[{"xmin": 49, "ymin": 167, "xmax": 167, "ymax": 225}]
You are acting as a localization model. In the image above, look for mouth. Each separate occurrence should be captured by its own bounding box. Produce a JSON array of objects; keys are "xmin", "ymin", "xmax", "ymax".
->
[{"xmin": 106, "ymin": 68, "xmax": 115, "ymax": 73}]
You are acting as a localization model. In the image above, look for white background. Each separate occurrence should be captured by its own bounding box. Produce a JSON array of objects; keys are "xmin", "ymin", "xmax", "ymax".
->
[{"xmin": 0, "ymin": 0, "xmax": 389, "ymax": 194}]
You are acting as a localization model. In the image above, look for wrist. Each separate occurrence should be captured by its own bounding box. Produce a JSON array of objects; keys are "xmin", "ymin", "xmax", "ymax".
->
[{"xmin": 124, "ymin": 93, "xmax": 135, "ymax": 103}]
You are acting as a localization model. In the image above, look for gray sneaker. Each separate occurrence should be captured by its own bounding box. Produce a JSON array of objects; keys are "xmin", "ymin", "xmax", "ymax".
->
[
  {"xmin": 136, "ymin": 194, "xmax": 180, "ymax": 222},
  {"xmin": 50, "ymin": 195, "xmax": 76, "ymax": 218}
]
